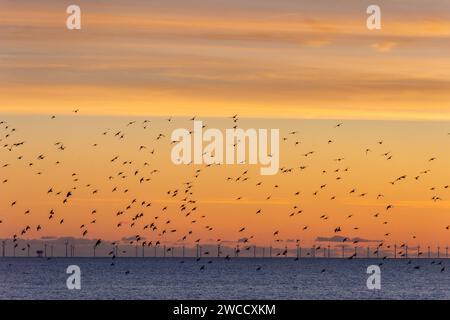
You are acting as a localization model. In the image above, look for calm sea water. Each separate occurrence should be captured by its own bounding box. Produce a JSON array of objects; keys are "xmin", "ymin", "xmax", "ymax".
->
[{"xmin": 0, "ymin": 258, "xmax": 448, "ymax": 300}]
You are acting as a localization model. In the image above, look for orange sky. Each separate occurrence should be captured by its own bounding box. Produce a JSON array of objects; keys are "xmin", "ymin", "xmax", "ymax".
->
[
  {"xmin": 1, "ymin": 1, "xmax": 450, "ymax": 250},
  {"xmin": 0, "ymin": 116, "xmax": 449, "ymax": 249},
  {"xmin": 1, "ymin": 0, "xmax": 450, "ymax": 119}
]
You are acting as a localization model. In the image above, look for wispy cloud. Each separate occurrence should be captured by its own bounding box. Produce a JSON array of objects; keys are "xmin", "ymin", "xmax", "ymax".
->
[{"xmin": 1, "ymin": 0, "xmax": 450, "ymax": 119}]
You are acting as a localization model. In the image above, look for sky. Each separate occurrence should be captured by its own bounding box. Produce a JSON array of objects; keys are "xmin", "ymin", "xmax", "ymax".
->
[
  {"xmin": 1, "ymin": 0, "xmax": 450, "ymax": 119},
  {"xmin": 1, "ymin": 116, "xmax": 449, "ymax": 253},
  {"xmin": 0, "ymin": 1, "xmax": 449, "ymax": 255}
]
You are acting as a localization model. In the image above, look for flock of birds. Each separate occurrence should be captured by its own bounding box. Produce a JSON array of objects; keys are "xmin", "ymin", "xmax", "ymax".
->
[{"xmin": 0, "ymin": 110, "xmax": 449, "ymax": 274}]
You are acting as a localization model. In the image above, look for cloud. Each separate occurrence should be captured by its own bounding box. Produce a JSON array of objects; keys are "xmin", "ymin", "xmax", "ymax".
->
[
  {"xmin": 352, "ymin": 237, "xmax": 381, "ymax": 243},
  {"xmin": 315, "ymin": 235, "xmax": 381, "ymax": 243},
  {"xmin": 303, "ymin": 39, "xmax": 331, "ymax": 47},
  {"xmin": 371, "ymin": 41, "xmax": 397, "ymax": 52},
  {"xmin": 122, "ymin": 236, "xmax": 146, "ymax": 241}
]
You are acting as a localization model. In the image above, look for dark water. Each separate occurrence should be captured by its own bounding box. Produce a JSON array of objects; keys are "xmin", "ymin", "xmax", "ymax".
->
[{"xmin": 0, "ymin": 258, "xmax": 448, "ymax": 300}]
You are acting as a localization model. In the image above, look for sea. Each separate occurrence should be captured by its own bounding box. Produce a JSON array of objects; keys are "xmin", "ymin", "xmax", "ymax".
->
[{"xmin": 0, "ymin": 258, "xmax": 448, "ymax": 300}]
